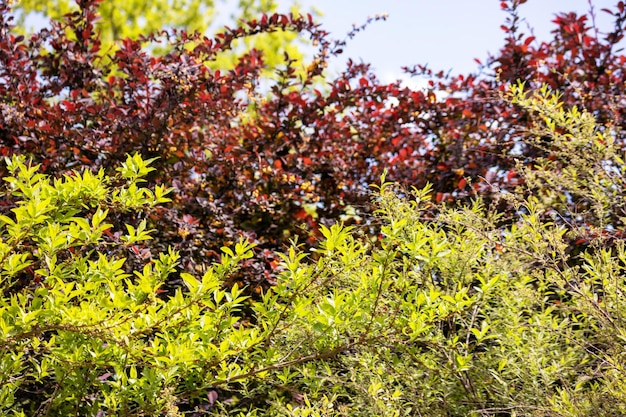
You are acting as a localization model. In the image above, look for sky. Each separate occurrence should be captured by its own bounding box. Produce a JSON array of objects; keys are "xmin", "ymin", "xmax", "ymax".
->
[{"xmin": 284, "ymin": 0, "xmax": 624, "ymax": 86}]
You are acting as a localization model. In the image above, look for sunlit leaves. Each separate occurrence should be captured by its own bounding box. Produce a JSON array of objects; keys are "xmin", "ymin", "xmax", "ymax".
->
[
  {"xmin": 13, "ymin": 0, "xmax": 313, "ymax": 71},
  {"xmin": 2, "ymin": 1, "xmax": 626, "ymax": 412},
  {"xmin": 2, "ymin": 130, "xmax": 626, "ymax": 415}
]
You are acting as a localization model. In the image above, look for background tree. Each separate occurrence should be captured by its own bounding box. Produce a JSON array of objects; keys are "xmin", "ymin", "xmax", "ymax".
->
[{"xmin": 13, "ymin": 0, "xmax": 316, "ymax": 70}]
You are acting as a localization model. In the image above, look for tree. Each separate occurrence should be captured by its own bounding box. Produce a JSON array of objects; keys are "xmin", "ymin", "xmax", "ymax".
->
[{"xmin": 13, "ymin": 0, "xmax": 315, "ymax": 71}]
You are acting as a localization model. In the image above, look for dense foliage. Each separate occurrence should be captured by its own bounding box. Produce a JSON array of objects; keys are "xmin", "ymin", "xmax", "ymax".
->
[
  {"xmin": 2, "ymin": 0, "xmax": 626, "ymax": 288},
  {"xmin": 2, "ymin": 0, "xmax": 626, "ymax": 414},
  {"xmin": 2, "ymin": 91, "xmax": 626, "ymax": 415}
]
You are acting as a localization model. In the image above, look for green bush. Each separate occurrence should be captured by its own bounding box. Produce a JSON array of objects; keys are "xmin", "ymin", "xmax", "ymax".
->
[{"xmin": 2, "ymin": 86, "xmax": 626, "ymax": 416}]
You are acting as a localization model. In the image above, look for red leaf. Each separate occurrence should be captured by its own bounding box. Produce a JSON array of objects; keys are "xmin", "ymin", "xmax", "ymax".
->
[
  {"xmin": 506, "ymin": 169, "xmax": 517, "ymax": 182},
  {"xmin": 182, "ymin": 214, "xmax": 200, "ymax": 225},
  {"xmin": 458, "ymin": 178, "xmax": 467, "ymax": 190},
  {"xmin": 61, "ymin": 100, "xmax": 76, "ymax": 111},
  {"xmin": 294, "ymin": 209, "xmax": 308, "ymax": 220}
]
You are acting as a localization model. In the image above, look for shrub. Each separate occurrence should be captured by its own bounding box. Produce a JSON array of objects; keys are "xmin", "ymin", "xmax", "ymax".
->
[
  {"xmin": 3, "ymin": 87, "xmax": 626, "ymax": 416},
  {"xmin": 3, "ymin": 0, "xmax": 626, "ymax": 288},
  {"xmin": 0, "ymin": 0, "xmax": 368, "ymax": 288}
]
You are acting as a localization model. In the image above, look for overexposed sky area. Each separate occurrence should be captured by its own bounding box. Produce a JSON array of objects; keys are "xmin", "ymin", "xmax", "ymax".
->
[{"xmin": 290, "ymin": 0, "xmax": 624, "ymax": 85}]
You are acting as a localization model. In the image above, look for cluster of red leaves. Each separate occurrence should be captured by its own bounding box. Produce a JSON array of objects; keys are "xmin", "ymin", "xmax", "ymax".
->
[
  {"xmin": 1, "ymin": 0, "xmax": 626, "ymax": 288},
  {"xmin": 402, "ymin": 0, "xmax": 626, "ymax": 231}
]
